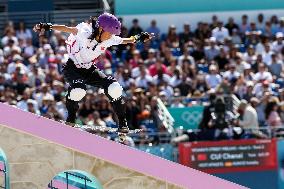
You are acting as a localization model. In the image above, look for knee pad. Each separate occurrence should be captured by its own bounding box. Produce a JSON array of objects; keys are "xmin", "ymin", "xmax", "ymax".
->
[
  {"xmin": 69, "ymin": 88, "xmax": 86, "ymax": 101},
  {"xmin": 107, "ymin": 82, "xmax": 123, "ymax": 100},
  {"xmin": 68, "ymin": 80, "xmax": 86, "ymax": 101}
]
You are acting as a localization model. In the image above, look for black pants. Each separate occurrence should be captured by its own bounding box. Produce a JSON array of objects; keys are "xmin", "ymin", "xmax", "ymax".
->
[{"xmin": 63, "ymin": 59, "xmax": 127, "ymax": 127}]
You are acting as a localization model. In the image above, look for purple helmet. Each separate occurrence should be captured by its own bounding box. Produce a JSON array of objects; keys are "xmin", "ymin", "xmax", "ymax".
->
[{"xmin": 96, "ymin": 13, "xmax": 121, "ymax": 35}]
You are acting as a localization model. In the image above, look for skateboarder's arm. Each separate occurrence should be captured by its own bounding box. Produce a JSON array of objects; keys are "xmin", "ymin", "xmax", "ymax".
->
[
  {"xmin": 121, "ymin": 37, "xmax": 136, "ymax": 44},
  {"xmin": 33, "ymin": 23, "xmax": 78, "ymax": 35},
  {"xmin": 120, "ymin": 33, "xmax": 154, "ymax": 44},
  {"xmin": 52, "ymin": 25, "xmax": 78, "ymax": 35}
]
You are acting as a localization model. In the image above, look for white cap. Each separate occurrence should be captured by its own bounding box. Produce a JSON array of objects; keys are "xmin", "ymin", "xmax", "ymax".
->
[
  {"xmin": 27, "ymin": 99, "xmax": 34, "ymax": 104},
  {"xmin": 43, "ymin": 94, "xmax": 54, "ymax": 101},
  {"xmin": 209, "ymin": 64, "xmax": 217, "ymax": 70},
  {"xmin": 276, "ymin": 32, "xmax": 283, "ymax": 38},
  {"xmin": 209, "ymin": 37, "xmax": 216, "ymax": 42},
  {"xmin": 244, "ymin": 63, "xmax": 251, "ymax": 70},
  {"xmin": 43, "ymin": 44, "xmax": 52, "ymax": 50}
]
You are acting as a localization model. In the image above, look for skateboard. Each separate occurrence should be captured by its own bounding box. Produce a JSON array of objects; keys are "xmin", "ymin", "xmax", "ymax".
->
[{"xmin": 72, "ymin": 124, "xmax": 143, "ymax": 143}]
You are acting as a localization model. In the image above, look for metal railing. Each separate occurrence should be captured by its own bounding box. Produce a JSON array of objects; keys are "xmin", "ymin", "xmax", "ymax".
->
[{"xmin": 157, "ymin": 98, "xmax": 175, "ymax": 134}]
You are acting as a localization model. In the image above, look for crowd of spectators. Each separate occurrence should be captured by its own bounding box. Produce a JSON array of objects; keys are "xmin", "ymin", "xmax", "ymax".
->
[{"xmin": 1, "ymin": 13, "xmax": 284, "ymax": 139}]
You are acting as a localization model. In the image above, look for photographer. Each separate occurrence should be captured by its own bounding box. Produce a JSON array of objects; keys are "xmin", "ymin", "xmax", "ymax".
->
[
  {"xmin": 237, "ymin": 100, "xmax": 267, "ymax": 138},
  {"xmin": 172, "ymin": 91, "xmax": 232, "ymax": 144},
  {"xmin": 198, "ymin": 95, "xmax": 231, "ymax": 141}
]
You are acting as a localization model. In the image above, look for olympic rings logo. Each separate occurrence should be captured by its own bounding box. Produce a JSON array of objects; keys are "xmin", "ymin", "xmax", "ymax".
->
[{"xmin": 181, "ymin": 111, "xmax": 202, "ymax": 125}]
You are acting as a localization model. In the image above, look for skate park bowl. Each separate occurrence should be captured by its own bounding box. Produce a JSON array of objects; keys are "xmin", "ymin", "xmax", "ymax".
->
[
  {"xmin": 0, "ymin": 148, "xmax": 9, "ymax": 189},
  {"xmin": 0, "ymin": 102, "xmax": 247, "ymax": 189},
  {"xmin": 47, "ymin": 170, "xmax": 103, "ymax": 189}
]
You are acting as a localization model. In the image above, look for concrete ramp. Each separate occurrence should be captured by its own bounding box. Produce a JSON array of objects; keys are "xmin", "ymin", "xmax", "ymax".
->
[{"xmin": 0, "ymin": 103, "xmax": 247, "ymax": 189}]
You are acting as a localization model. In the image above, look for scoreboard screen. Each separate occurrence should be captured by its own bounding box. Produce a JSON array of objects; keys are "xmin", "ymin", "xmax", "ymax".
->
[{"xmin": 179, "ymin": 139, "xmax": 278, "ymax": 173}]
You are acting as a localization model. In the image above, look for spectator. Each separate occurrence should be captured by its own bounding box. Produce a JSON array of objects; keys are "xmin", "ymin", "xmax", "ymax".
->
[
  {"xmin": 269, "ymin": 53, "xmax": 283, "ymax": 78},
  {"xmin": 171, "ymin": 93, "xmax": 185, "ymax": 108},
  {"xmin": 1, "ymin": 28, "xmax": 18, "ymax": 46},
  {"xmin": 240, "ymin": 14, "xmax": 249, "ymax": 34},
  {"xmin": 210, "ymin": 15, "xmax": 219, "ymax": 30},
  {"xmin": 231, "ymin": 29, "xmax": 242, "ymax": 44},
  {"xmin": 223, "ymin": 63, "xmax": 240, "ymax": 82},
  {"xmin": 212, "ymin": 21, "xmax": 229, "ymax": 43},
  {"xmin": 265, "ymin": 100, "xmax": 282, "ymax": 127},
  {"xmin": 16, "ymin": 21, "xmax": 32, "ymax": 43},
  {"xmin": 144, "ymin": 48, "xmax": 157, "ymax": 66},
  {"xmin": 146, "ymin": 20, "xmax": 160, "ymax": 39},
  {"xmin": 166, "ymin": 25, "xmax": 179, "ymax": 48},
  {"xmin": 237, "ymin": 100, "xmax": 260, "ymax": 137},
  {"xmin": 148, "ymin": 58, "xmax": 168, "ymax": 76},
  {"xmin": 272, "ymin": 32, "xmax": 284, "ymax": 53},
  {"xmin": 256, "ymin": 13, "xmax": 265, "ymax": 32},
  {"xmin": 118, "ymin": 17, "xmax": 128, "ymax": 38},
  {"xmin": 179, "ymin": 23, "xmax": 194, "ymax": 46},
  {"xmin": 214, "ymin": 46, "xmax": 229, "ymax": 70},
  {"xmin": 178, "ymin": 47, "xmax": 195, "ymax": 66},
  {"xmin": 204, "ymin": 37, "xmax": 220, "ymax": 61},
  {"xmin": 128, "ymin": 18, "xmax": 143, "ymax": 37},
  {"xmin": 254, "ymin": 63, "xmax": 273, "ymax": 83},
  {"xmin": 205, "ymin": 65, "xmax": 222, "ymax": 89},
  {"xmin": 135, "ymin": 68, "xmax": 153, "ymax": 89},
  {"xmin": 225, "ymin": 17, "xmax": 239, "ymax": 36}
]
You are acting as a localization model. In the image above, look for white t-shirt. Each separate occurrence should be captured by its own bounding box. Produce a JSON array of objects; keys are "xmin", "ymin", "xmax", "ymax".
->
[
  {"xmin": 254, "ymin": 71, "xmax": 273, "ymax": 82},
  {"xmin": 212, "ymin": 27, "xmax": 229, "ymax": 42},
  {"xmin": 205, "ymin": 74, "xmax": 222, "ymax": 89},
  {"xmin": 135, "ymin": 75, "xmax": 153, "ymax": 88},
  {"xmin": 66, "ymin": 22, "xmax": 123, "ymax": 69}
]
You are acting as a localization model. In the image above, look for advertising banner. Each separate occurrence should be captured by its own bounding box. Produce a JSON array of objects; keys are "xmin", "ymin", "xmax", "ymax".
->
[{"xmin": 179, "ymin": 139, "xmax": 278, "ymax": 174}]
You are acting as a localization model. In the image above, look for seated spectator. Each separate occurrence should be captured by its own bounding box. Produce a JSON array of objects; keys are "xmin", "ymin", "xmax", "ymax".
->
[
  {"xmin": 16, "ymin": 21, "xmax": 32, "ymax": 44},
  {"xmin": 153, "ymin": 69, "xmax": 171, "ymax": 85},
  {"xmin": 240, "ymin": 15, "xmax": 250, "ymax": 34},
  {"xmin": 7, "ymin": 55, "xmax": 29, "ymax": 74},
  {"xmin": 171, "ymin": 93, "xmax": 185, "ymax": 108},
  {"xmin": 179, "ymin": 23, "xmax": 194, "ymax": 46},
  {"xmin": 169, "ymin": 69, "xmax": 182, "ymax": 87},
  {"xmin": 256, "ymin": 13, "xmax": 265, "ymax": 32},
  {"xmin": 177, "ymin": 73, "xmax": 193, "ymax": 96},
  {"xmin": 204, "ymin": 37, "xmax": 220, "ymax": 61},
  {"xmin": 205, "ymin": 65, "xmax": 222, "ymax": 89},
  {"xmin": 243, "ymin": 45, "xmax": 257, "ymax": 64},
  {"xmin": 118, "ymin": 69, "xmax": 135, "ymax": 90},
  {"xmin": 166, "ymin": 25, "xmax": 179, "ymax": 48},
  {"xmin": 269, "ymin": 53, "xmax": 283, "ymax": 78},
  {"xmin": 223, "ymin": 63, "xmax": 240, "ymax": 82},
  {"xmin": 135, "ymin": 68, "xmax": 153, "ymax": 89},
  {"xmin": 144, "ymin": 48, "xmax": 157, "ymax": 66},
  {"xmin": 272, "ymin": 32, "xmax": 284, "ymax": 53},
  {"xmin": 262, "ymin": 43, "xmax": 274, "ymax": 65},
  {"xmin": 254, "ymin": 63, "xmax": 273, "ymax": 82},
  {"xmin": 148, "ymin": 58, "xmax": 168, "ymax": 76},
  {"xmin": 129, "ymin": 50, "xmax": 141, "ymax": 68},
  {"xmin": 225, "ymin": 17, "xmax": 239, "ymax": 35},
  {"xmin": 265, "ymin": 100, "xmax": 282, "ymax": 128},
  {"xmin": 146, "ymin": 20, "xmax": 160, "ymax": 39},
  {"xmin": 131, "ymin": 60, "xmax": 150, "ymax": 78},
  {"xmin": 212, "ymin": 21, "xmax": 229, "ymax": 43},
  {"xmin": 1, "ymin": 28, "xmax": 18, "ymax": 46},
  {"xmin": 214, "ymin": 46, "xmax": 229, "ymax": 70},
  {"xmin": 168, "ymin": 57, "xmax": 181, "ymax": 76},
  {"xmin": 178, "ymin": 47, "xmax": 195, "ymax": 66},
  {"xmin": 128, "ymin": 18, "xmax": 143, "ymax": 37},
  {"xmin": 253, "ymin": 80, "xmax": 273, "ymax": 98}
]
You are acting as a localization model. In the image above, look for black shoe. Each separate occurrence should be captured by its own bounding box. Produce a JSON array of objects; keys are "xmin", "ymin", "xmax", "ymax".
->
[
  {"xmin": 117, "ymin": 119, "xmax": 129, "ymax": 133},
  {"xmin": 117, "ymin": 126, "xmax": 129, "ymax": 133}
]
